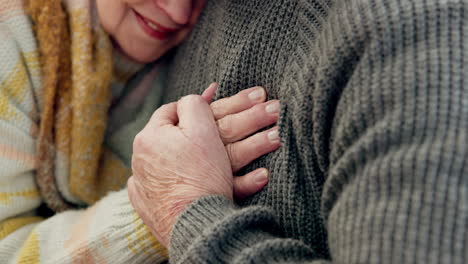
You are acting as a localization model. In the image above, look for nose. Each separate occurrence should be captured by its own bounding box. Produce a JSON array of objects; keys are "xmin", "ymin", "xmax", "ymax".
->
[{"xmin": 155, "ymin": 0, "xmax": 192, "ymax": 25}]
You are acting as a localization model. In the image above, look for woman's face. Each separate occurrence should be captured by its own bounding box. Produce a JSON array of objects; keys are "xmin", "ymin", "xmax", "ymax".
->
[{"xmin": 96, "ymin": 0, "xmax": 206, "ymax": 63}]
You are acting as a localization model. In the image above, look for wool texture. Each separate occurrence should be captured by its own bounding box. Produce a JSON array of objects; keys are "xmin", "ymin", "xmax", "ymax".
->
[
  {"xmin": 27, "ymin": 0, "xmax": 114, "ymax": 210},
  {"xmin": 166, "ymin": 0, "xmax": 468, "ymax": 263}
]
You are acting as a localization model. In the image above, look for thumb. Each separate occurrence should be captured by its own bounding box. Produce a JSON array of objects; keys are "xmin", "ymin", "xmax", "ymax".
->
[
  {"xmin": 201, "ymin": 83, "xmax": 218, "ymax": 103},
  {"xmin": 177, "ymin": 95, "xmax": 218, "ymax": 137},
  {"xmin": 233, "ymin": 168, "xmax": 269, "ymax": 200},
  {"xmin": 148, "ymin": 102, "xmax": 178, "ymax": 128}
]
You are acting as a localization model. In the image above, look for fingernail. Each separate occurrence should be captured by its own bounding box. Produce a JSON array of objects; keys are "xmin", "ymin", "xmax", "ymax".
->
[
  {"xmin": 265, "ymin": 101, "xmax": 280, "ymax": 114},
  {"xmin": 254, "ymin": 169, "xmax": 269, "ymax": 185},
  {"xmin": 267, "ymin": 129, "xmax": 280, "ymax": 142},
  {"xmin": 248, "ymin": 87, "xmax": 265, "ymax": 102},
  {"xmin": 208, "ymin": 82, "xmax": 218, "ymax": 91}
]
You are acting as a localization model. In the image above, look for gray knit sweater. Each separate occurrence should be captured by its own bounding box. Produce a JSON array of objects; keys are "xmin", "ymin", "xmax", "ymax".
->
[{"xmin": 163, "ymin": 0, "xmax": 468, "ymax": 263}]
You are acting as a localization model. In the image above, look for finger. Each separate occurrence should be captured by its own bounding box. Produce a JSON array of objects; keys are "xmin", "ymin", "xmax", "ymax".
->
[
  {"xmin": 233, "ymin": 168, "xmax": 269, "ymax": 200},
  {"xmin": 148, "ymin": 102, "xmax": 179, "ymax": 128},
  {"xmin": 177, "ymin": 95, "xmax": 218, "ymax": 137},
  {"xmin": 211, "ymin": 86, "xmax": 267, "ymax": 120},
  {"xmin": 201, "ymin": 83, "xmax": 218, "ymax": 103},
  {"xmin": 227, "ymin": 126, "xmax": 280, "ymax": 172},
  {"xmin": 218, "ymin": 100, "xmax": 279, "ymax": 144}
]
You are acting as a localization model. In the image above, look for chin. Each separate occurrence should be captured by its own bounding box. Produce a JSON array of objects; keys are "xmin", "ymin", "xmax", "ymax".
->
[
  {"xmin": 120, "ymin": 43, "xmax": 165, "ymax": 63},
  {"xmin": 128, "ymin": 50, "xmax": 162, "ymax": 63}
]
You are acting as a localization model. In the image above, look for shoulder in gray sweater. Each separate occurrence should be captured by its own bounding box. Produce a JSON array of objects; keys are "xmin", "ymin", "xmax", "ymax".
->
[{"xmin": 164, "ymin": 0, "xmax": 468, "ymax": 263}]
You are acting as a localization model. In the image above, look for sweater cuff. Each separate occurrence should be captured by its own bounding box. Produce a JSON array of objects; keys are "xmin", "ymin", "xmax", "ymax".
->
[
  {"xmin": 169, "ymin": 195, "xmax": 236, "ymax": 261},
  {"xmin": 95, "ymin": 189, "xmax": 168, "ymax": 262}
]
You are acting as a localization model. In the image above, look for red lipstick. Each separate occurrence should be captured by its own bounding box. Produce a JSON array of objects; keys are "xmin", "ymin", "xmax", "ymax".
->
[{"xmin": 133, "ymin": 10, "xmax": 179, "ymax": 40}]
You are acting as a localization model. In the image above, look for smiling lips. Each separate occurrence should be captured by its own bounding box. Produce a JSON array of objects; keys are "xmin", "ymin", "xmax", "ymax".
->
[{"xmin": 133, "ymin": 10, "xmax": 179, "ymax": 40}]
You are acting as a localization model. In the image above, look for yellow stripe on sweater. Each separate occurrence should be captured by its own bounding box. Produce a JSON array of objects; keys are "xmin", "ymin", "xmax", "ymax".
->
[
  {"xmin": 17, "ymin": 230, "xmax": 40, "ymax": 264},
  {"xmin": 127, "ymin": 212, "xmax": 168, "ymax": 259},
  {"xmin": 0, "ymin": 216, "xmax": 42, "ymax": 239},
  {"xmin": 0, "ymin": 58, "xmax": 27, "ymax": 119},
  {"xmin": 21, "ymin": 51, "xmax": 41, "ymax": 79},
  {"xmin": 0, "ymin": 189, "xmax": 40, "ymax": 205}
]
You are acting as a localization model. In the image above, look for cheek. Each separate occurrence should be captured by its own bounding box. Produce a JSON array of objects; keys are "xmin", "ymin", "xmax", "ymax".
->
[
  {"xmin": 96, "ymin": 0, "xmax": 128, "ymax": 36},
  {"xmin": 172, "ymin": 2, "xmax": 206, "ymax": 46}
]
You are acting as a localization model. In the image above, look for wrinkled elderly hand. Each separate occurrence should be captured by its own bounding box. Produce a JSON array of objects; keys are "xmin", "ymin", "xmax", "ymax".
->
[{"xmin": 128, "ymin": 85, "xmax": 280, "ymax": 247}]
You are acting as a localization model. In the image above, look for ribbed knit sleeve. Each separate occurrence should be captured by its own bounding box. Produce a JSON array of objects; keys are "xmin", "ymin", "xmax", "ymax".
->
[
  {"xmin": 319, "ymin": 1, "xmax": 467, "ymax": 263},
  {"xmin": 170, "ymin": 196, "xmax": 320, "ymax": 263},
  {"xmin": 169, "ymin": 0, "xmax": 467, "ymax": 263}
]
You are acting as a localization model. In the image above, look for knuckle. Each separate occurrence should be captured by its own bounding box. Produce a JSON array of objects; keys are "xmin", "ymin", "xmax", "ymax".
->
[
  {"xmin": 210, "ymin": 102, "xmax": 224, "ymax": 117},
  {"xmin": 152, "ymin": 103, "xmax": 172, "ymax": 121},
  {"xmin": 242, "ymin": 104, "xmax": 266, "ymax": 124},
  {"xmin": 180, "ymin": 94, "xmax": 204, "ymax": 105},
  {"xmin": 217, "ymin": 116, "xmax": 235, "ymax": 142},
  {"xmin": 158, "ymin": 102, "xmax": 172, "ymax": 112},
  {"xmin": 155, "ymin": 102, "xmax": 173, "ymax": 113},
  {"xmin": 226, "ymin": 144, "xmax": 241, "ymax": 169},
  {"xmin": 133, "ymin": 132, "xmax": 145, "ymax": 152},
  {"xmin": 252, "ymin": 102, "xmax": 266, "ymax": 113},
  {"xmin": 133, "ymin": 131, "xmax": 153, "ymax": 155}
]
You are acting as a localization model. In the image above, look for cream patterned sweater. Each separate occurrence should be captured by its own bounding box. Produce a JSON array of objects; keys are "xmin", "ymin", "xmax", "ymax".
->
[{"xmin": 0, "ymin": 1, "xmax": 167, "ymax": 262}]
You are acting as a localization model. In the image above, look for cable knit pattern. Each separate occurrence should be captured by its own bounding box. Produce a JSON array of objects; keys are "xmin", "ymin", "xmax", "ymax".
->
[{"xmin": 166, "ymin": 0, "xmax": 468, "ymax": 263}]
